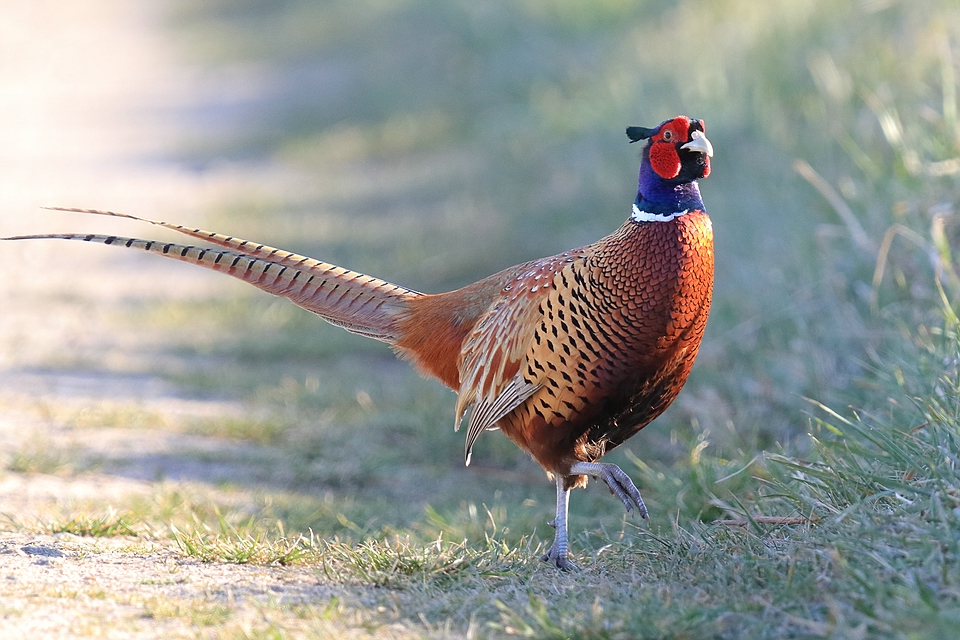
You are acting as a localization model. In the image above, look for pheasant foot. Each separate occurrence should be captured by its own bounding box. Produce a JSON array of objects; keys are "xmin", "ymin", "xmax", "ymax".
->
[
  {"xmin": 541, "ymin": 539, "xmax": 580, "ymax": 571},
  {"xmin": 569, "ymin": 461, "xmax": 648, "ymax": 519}
]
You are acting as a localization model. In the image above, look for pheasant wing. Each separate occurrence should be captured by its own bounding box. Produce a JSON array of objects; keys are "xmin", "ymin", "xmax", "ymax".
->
[{"xmin": 456, "ymin": 252, "xmax": 584, "ymax": 464}]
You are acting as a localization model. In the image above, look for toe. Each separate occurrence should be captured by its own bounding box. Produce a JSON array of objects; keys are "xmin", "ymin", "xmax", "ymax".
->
[
  {"xmin": 541, "ymin": 550, "xmax": 579, "ymax": 571},
  {"xmin": 600, "ymin": 465, "xmax": 648, "ymax": 518}
]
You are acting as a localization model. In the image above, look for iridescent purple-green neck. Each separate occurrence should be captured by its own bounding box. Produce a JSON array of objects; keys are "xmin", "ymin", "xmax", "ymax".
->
[{"xmin": 633, "ymin": 148, "xmax": 705, "ymax": 216}]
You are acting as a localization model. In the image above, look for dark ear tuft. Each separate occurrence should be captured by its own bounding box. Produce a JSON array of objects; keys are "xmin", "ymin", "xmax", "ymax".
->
[{"xmin": 626, "ymin": 126, "xmax": 657, "ymax": 143}]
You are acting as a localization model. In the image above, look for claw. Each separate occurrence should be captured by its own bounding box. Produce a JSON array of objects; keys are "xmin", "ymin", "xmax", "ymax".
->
[
  {"xmin": 541, "ymin": 546, "xmax": 580, "ymax": 571},
  {"xmin": 570, "ymin": 461, "xmax": 648, "ymax": 519}
]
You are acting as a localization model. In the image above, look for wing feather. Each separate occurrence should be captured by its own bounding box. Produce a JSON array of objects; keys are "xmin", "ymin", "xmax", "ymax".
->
[{"xmin": 456, "ymin": 250, "xmax": 587, "ymax": 464}]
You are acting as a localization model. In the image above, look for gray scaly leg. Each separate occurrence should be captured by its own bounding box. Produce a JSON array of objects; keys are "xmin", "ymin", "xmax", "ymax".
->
[{"xmin": 541, "ymin": 474, "xmax": 578, "ymax": 571}]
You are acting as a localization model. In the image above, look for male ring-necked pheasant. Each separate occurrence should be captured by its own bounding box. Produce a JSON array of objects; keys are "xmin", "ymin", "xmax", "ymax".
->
[{"xmin": 2, "ymin": 115, "xmax": 713, "ymax": 570}]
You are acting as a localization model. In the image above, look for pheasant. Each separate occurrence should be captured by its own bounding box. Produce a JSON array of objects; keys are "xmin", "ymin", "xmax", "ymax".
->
[{"xmin": 2, "ymin": 115, "xmax": 713, "ymax": 570}]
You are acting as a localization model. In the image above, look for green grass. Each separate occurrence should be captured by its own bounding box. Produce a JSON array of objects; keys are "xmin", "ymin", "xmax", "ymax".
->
[
  {"xmin": 48, "ymin": 510, "xmax": 138, "ymax": 538},
  {"xmin": 6, "ymin": 437, "xmax": 77, "ymax": 475},
  {"xmin": 21, "ymin": 330, "xmax": 960, "ymax": 636}
]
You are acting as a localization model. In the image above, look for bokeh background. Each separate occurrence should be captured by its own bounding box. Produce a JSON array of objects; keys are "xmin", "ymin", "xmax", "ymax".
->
[{"xmin": 1, "ymin": 0, "xmax": 960, "ymax": 633}]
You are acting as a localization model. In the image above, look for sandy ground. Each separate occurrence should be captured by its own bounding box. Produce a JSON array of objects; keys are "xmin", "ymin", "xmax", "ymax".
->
[
  {"xmin": 0, "ymin": 2, "xmax": 343, "ymax": 637},
  {"xmin": 1, "ymin": 534, "xmax": 337, "ymax": 639}
]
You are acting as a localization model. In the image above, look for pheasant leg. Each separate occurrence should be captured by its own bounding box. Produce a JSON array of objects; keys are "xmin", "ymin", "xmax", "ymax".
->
[{"xmin": 541, "ymin": 474, "xmax": 578, "ymax": 571}]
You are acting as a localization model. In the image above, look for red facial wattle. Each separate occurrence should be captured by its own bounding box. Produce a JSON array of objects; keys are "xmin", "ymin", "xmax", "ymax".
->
[
  {"xmin": 648, "ymin": 116, "xmax": 691, "ymax": 179},
  {"xmin": 649, "ymin": 142, "xmax": 681, "ymax": 179}
]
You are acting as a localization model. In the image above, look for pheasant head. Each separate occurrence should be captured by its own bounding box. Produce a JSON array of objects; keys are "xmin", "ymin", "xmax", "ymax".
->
[{"xmin": 626, "ymin": 116, "xmax": 713, "ymax": 219}]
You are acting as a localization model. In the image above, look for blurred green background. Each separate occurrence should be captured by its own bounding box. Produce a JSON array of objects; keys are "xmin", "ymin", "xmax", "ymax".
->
[{"xmin": 158, "ymin": 0, "xmax": 960, "ymax": 464}]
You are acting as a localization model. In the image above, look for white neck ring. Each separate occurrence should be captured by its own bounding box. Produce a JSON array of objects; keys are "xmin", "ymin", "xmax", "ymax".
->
[{"xmin": 631, "ymin": 204, "xmax": 689, "ymax": 223}]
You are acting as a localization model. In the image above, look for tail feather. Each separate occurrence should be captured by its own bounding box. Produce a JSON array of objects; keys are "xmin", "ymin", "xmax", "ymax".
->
[
  {"xmin": 2, "ymin": 231, "xmax": 422, "ymax": 343},
  {"xmin": 45, "ymin": 207, "xmax": 342, "ymax": 272}
]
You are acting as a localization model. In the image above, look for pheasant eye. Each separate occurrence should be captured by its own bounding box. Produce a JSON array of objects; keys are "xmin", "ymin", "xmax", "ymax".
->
[{"xmin": 661, "ymin": 130, "xmax": 673, "ymax": 141}]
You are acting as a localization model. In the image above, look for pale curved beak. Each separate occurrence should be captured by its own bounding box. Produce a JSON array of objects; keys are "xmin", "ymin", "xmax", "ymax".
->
[{"xmin": 681, "ymin": 130, "xmax": 714, "ymax": 157}]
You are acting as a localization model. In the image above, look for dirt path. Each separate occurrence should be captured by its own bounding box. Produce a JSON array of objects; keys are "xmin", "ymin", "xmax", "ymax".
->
[
  {"xmin": 0, "ymin": 3, "xmax": 360, "ymax": 637},
  {"xmin": 1, "ymin": 533, "xmax": 338, "ymax": 638}
]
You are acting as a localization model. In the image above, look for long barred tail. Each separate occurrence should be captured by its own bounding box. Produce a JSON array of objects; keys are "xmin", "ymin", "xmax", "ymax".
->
[{"xmin": 2, "ymin": 210, "xmax": 423, "ymax": 343}]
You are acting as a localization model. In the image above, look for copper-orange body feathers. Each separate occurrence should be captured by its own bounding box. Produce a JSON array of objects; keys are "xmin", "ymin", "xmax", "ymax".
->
[{"xmin": 2, "ymin": 116, "xmax": 714, "ymax": 570}]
